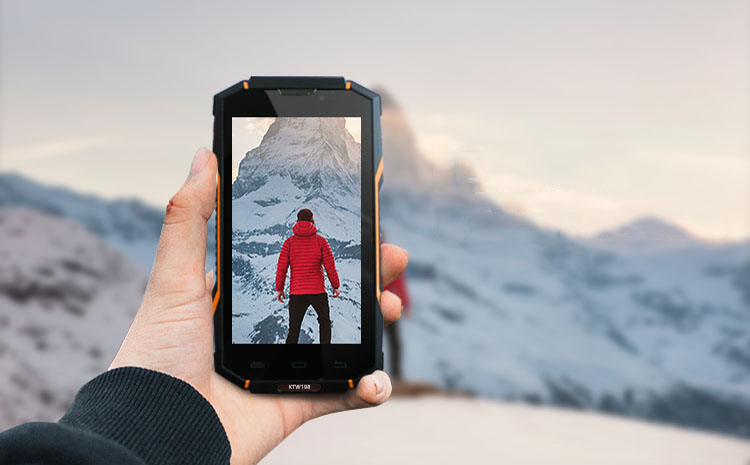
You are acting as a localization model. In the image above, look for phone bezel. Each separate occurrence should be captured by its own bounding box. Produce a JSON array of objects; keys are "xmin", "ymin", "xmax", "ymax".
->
[{"xmin": 213, "ymin": 82, "xmax": 382, "ymax": 392}]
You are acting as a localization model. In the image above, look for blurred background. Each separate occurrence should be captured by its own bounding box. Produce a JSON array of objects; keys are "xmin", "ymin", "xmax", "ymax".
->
[{"xmin": 1, "ymin": 1, "xmax": 748, "ymax": 463}]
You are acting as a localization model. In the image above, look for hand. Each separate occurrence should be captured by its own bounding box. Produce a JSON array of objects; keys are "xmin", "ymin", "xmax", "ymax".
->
[
  {"xmin": 332, "ymin": 288, "xmax": 340, "ymax": 298},
  {"xmin": 276, "ymin": 290, "xmax": 285, "ymax": 303},
  {"xmin": 110, "ymin": 148, "xmax": 409, "ymax": 465}
]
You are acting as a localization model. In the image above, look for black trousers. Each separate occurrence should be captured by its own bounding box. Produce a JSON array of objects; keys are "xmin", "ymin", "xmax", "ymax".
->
[
  {"xmin": 386, "ymin": 321, "xmax": 402, "ymax": 380},
  {"xmin": 286, "ymin": 293, "xmax": 332, "ymax": 344}
]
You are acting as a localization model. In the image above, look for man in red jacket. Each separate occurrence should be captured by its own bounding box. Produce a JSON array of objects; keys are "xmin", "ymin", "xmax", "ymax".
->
[{"xmin": 276, "ymin": 208, "xmax": 340, "ymax": 344}]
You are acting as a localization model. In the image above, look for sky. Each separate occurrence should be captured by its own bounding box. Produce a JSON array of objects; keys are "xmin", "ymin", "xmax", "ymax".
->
[{"xmin": 0, "ymin": 0, "xmax": 747, "ymax": 240}]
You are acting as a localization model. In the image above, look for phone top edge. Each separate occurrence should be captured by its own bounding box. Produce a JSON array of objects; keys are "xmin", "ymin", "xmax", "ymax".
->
[
  {"xmin": 249, "ymin": 76, "xmax": 346, "ymax": 90},
  {"xmin": 214, "ymin": 77, "xmax": 381, "ymax": 99}
]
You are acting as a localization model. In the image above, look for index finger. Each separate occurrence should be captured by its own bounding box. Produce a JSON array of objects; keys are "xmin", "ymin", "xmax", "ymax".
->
[{"xmin": 380, "ymin": 243, "xmax": 408, "ymax": 288}]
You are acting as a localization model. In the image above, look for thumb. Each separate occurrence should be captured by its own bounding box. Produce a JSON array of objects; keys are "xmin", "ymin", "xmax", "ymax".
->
[{"xmin": 146, "ymin": 148, "xmax": 217, "ymax": 307}]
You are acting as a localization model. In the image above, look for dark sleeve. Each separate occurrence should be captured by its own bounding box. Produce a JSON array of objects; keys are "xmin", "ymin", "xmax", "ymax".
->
[{"xmin": 0, "ymin": 367, "xmax": 231, "ymax": 465}]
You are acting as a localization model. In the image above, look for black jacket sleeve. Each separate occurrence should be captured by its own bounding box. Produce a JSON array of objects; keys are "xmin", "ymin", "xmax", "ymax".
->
[{"xmin": 0, "ymin": 367, "xmax": 231, "ymax": 465}]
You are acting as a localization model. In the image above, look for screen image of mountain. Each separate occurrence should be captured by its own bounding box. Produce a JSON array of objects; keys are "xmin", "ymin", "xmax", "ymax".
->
[{"xmin": 231, "ymin": 117, "xmax": 362, "ymax": 344}]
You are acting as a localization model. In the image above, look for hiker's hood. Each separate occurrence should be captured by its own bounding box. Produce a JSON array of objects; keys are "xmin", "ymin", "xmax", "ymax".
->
[{"xmin": 292, "ymin": 220, "xmax": 317, "ymax": 237}]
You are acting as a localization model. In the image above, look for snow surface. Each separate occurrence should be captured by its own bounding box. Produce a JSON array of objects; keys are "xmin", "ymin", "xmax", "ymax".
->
[
  {"xmin": 231, "ymin": 117, "xmax": 362, "ymax": 343},
  {"xmin": 263, "ymin": 396, "xmax": 750, "ymax": 465}
]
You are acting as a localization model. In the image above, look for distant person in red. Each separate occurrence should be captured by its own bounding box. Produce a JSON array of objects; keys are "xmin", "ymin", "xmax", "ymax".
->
[
  {"xmin": 384, "ymin": 263, "xmax": 411, "ymax": 380},
  {"xmin": 276, "ymin": 208, "xmax": 340, "ymax": 344}
]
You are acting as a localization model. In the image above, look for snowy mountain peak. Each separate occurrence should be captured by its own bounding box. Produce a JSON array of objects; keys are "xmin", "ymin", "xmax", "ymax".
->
[
  {"xmin": 375, "ymin": 88, "xmax": 490, "ymax": 203},
  {"xmin": 271, "ymin": 115, "xmax": 346, "ymax": 131},
  {"xmin": 591, "ymin": 216, "xmax": 697, "ymax": 250},
  {"xmin": 233, "ymin": 117, "xmax": 361, "ymax": 202},
  {"xmin": 258, "ymin": 117, "xmax": 349, "ymax": 151},
  {"xmin": 375, "ymin": 87, "xmax": 443, "ymax": 193}
]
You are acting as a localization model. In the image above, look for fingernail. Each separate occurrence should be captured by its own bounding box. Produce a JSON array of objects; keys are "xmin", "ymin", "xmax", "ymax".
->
[
  {"xmin": 373, "ymin": 371, "xmax": 387, "ymax": 396},
  {"xmin": 189, "ymin": 147, "xmax": 211, "ymax": 178}
]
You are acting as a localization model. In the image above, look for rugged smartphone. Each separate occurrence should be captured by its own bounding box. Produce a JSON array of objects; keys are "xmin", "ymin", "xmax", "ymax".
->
[{"xmin": 212, "ymin": 76, "xmax": 383, "ymax": 393}]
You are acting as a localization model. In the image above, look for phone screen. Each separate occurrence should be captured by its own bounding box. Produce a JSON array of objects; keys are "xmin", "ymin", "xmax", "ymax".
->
[{"xmin": 231, "ymin": 117, "xmax": 362, "ymax": 345}]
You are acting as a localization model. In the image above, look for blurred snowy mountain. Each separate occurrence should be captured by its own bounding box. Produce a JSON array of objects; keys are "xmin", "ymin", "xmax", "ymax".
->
[
  {"xmin": 0, "ymin": 173, "xmax": 163, "ymax": 268},
  {"xmin": 0, "ymin": 172, "xmax": 216, "ymax": 273},
  {"xmin": 376, "ymin": 88, "xmax": 750, "ymax": 437},
  {"xmin": 0, "ymin": 208, "xmax": 146, "ymax": 428},
  {"xmin": 231, "ymin": 117, "xmax": 362, "ymax": 343}
]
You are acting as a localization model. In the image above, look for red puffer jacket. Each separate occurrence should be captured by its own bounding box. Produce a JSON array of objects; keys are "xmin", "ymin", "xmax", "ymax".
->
[{"xmin": 275, "ymin": 220, "xmax": 340, "ymax": 295}]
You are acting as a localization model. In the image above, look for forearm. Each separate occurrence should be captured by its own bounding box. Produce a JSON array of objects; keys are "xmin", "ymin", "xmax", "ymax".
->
[
  {"xmin": 327, "ymin": 267, "xmax": 340, "ymax": 289},
  {"xmin": 0, "ymin": 367, "xmax": 231, "ymax": 465},
  {"xmin": 275, "ymin": 264, "xmax": 288, "ymax": 292}
]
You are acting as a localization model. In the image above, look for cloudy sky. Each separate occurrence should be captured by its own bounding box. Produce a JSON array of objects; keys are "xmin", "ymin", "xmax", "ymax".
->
[{"xmin": 0, "ymin": 0, "xmax": 747, "ymax": 240}]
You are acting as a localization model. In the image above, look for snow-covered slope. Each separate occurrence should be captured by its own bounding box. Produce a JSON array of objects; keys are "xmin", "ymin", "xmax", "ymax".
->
[
  {"xmin": 0, "ymin": 208, "xmax": 146, "ymax": 428},
  {"xmin": 0, "ymin": 173, "xmax": 163, "ymax": 268},
  {"xmin": 263, "ymin": 396, "xmax": 750, "ymax": 465},
  {"xmin": 376, "ymin": 89, "xmax": 750, "ymax": 437},
  {"xmin": 231, "ymin": 117, "xmax": 362, "ymax": 343}
]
